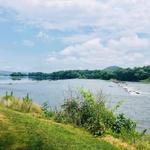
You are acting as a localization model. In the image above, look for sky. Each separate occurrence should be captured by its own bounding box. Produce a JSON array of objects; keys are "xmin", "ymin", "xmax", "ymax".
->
[{"xmin": 0, "ymin": 0, "xmax": 150, "ymax": 72}]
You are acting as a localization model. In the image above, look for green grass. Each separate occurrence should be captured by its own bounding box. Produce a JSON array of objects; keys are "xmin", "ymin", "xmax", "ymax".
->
[{"xmin": 0, "ymin": 106, "xmax": 119, "ymax": 150}]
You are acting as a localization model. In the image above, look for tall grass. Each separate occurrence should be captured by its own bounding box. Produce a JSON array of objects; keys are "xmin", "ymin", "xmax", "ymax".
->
[{"xmin": 0, "ymin": 92, "xmax": 41, "ymax": 114}]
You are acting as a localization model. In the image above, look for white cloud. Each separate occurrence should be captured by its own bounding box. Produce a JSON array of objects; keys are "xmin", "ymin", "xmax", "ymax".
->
[
  {"xmin": 46, "ymin": 35, "xmax": 150, "ymax": 70},
  {"xmin": 0, "ymin": 0, "xmax": 150, "ymax": 33},
  {"xmin": 0, "ymin": 0, "xmax": 150, "ymax": 70},
  {"xmin": 63, "ymin": 33, "xmax": 99, "ymax": 44},
  {"xmin": 108, "ymin": 35, "xmax": 150, "ymax": 50}
]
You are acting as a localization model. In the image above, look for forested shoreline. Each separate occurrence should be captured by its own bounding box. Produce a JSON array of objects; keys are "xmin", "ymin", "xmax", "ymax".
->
[{"xmin": 10, "ymin": 65, "xmax": 150, "ymax": 82}]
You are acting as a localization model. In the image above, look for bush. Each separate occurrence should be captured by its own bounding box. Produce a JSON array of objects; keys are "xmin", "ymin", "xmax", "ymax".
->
[
  {"xmin": 54, "ymin": 112, "xmax": 67, "ymax": 123},
  {"xmin": 54, "ymin": 89, "xmax": 115, "ymax": 136},
  {"xmin": 111, "ymin": 113, "xmax": 143, "ymax": 144},
  {"xmin": 53, "ymin": 89, "xmax": 142, "ymax": 139},
  {"xmin": 87, "ymin": 120, "xmax": 106, "ymax": 136},
  {"xmin": 42, "ymin": 101, "xmax": 54, "ymax": 118},
  {"xmin": 62, "ymin": 98, "xmax": 81, "ymax": 125},
  {"xmin": 112, "ymin": 113, "xmax": 136, "ymax": 134}
]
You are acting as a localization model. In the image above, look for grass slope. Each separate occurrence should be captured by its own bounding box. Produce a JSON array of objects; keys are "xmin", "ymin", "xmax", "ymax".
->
[{"xmin": 0, "ymin": 106, "xmax": 119, "ymax": 150}]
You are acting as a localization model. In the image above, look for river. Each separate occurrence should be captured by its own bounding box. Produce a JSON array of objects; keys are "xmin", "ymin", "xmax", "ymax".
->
[{"xmin": 0, "ymin": 76, "xmax": 150, "ymax": 132}]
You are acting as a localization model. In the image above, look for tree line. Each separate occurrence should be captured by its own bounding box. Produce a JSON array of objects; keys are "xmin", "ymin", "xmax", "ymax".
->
[{"xmin": 10, "ymin": 65, "xmax": 150, "ymax": 82}]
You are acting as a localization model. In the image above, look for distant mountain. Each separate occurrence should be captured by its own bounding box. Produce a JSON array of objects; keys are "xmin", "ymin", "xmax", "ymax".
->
[
  {"xmin": 103, "ymin": 66, "xmax": 121, "ymax": 72},
  {"xmin": 0, "ymin": 71, "xmax": 12, "ymax": 76}
]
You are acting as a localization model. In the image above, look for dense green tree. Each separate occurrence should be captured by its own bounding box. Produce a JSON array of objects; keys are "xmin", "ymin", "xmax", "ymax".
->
[{"xmin": 10, "ymin": 65, "xmax": 150, "ymax": 82}]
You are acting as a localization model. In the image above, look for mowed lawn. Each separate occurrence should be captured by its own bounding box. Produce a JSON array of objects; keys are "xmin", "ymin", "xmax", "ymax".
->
[{"xmin": 0, "ymin": 107, "xmax": 119, "ymax": 150}]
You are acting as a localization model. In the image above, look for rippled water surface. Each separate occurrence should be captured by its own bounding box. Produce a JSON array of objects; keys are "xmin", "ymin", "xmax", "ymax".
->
[{"xmin": 0, "ymin": 76, "xmax": 150, "ymax": 132}]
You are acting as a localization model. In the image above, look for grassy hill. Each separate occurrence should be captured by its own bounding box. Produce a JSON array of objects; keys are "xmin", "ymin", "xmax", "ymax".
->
[
  {"xmin": 0, "ymin": 91, "xmax": 149, "ymax": 150},
  {"xmin": 0, "ymin": 106, "xmax": 119, "ymax": 150}
]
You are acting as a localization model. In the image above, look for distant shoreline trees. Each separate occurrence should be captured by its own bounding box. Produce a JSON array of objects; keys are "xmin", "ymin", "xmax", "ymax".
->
[{"xmin": 10, "ymin": 65, "xmax": 150, "ymax": 82}]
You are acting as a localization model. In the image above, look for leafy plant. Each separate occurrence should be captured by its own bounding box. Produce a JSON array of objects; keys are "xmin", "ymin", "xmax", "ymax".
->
[
  {"xmin": 22, "ymin": 93, "xmax": 33, "ymax": 112},
  {"xmin": 53, "ymin": 88, "xmax": 142, "ymax": 140},
  {"xmin": 112, "ymin": 114, "xmax": 136, "ymax": 134},
  {"xmin": 55, "ymin": 89, "xmax": 116, "ymax": 136},
  {"xmin": 42, "ymin": 101, "xmax": 54, "ymax": 118}
]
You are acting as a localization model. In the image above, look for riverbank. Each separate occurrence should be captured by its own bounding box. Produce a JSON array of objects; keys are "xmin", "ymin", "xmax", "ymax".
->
[
  {"xmin": 0, "ymin": 78, "xmax": 150, "ymax": 132},
  {"xmin": 0, "ymin": 91, "xmax": 150, "ymax": 150}
]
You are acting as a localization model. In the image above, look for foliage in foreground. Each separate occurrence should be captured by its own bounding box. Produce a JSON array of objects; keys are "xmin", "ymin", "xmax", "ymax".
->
[
  {"xmin": 53, "ymin": 89, "xmax": 138, "ymax": 137},
  {"xmin": 1, "ymin": 90, "xmax": 150, "ymax": 149},
  {"xmin": 42, "ymin": 89, "xmax": 150, "ymax": 149}
]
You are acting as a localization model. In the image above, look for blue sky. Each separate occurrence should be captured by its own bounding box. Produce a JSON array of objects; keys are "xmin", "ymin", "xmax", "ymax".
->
[{"xmin": 0, "ymin": 0, "xmax": 150, "ymax": 72}]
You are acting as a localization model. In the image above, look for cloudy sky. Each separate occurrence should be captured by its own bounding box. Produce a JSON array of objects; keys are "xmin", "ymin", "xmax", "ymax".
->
[{"xmin": 0, "ymin": 0, "xmax": 150, "ymax": 72}]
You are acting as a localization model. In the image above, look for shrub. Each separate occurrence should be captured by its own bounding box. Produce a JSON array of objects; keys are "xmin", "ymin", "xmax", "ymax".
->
[
  {"xmin": 54, "ymin": 112, "xmax": 67, "ymax": 123},
  {"xmin": 53, "ymin": 88, "xmax": 142, "ymax": 139},
  {"xmin": 61, "ymin": 98, "xmax": 81, "ymax": 125},
  {"xmin": 42, "ymin": 101, "xmax": 54, "ymax": 118},
  {"xmin": 112, "ymin": 114, "xmax": 136, "ymax": 134},
  {"xmin": 54, "ymin": 89, "xmax": 116, "ymax": 136},
  {"xmin": 87, "ymin": 120, "xmax": 106, "ymax": 136}
]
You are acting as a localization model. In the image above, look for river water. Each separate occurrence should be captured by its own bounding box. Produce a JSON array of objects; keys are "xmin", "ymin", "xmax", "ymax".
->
[{"xmin": 0, "ymin": 76, "xmax": 150, "ymax": 132}]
